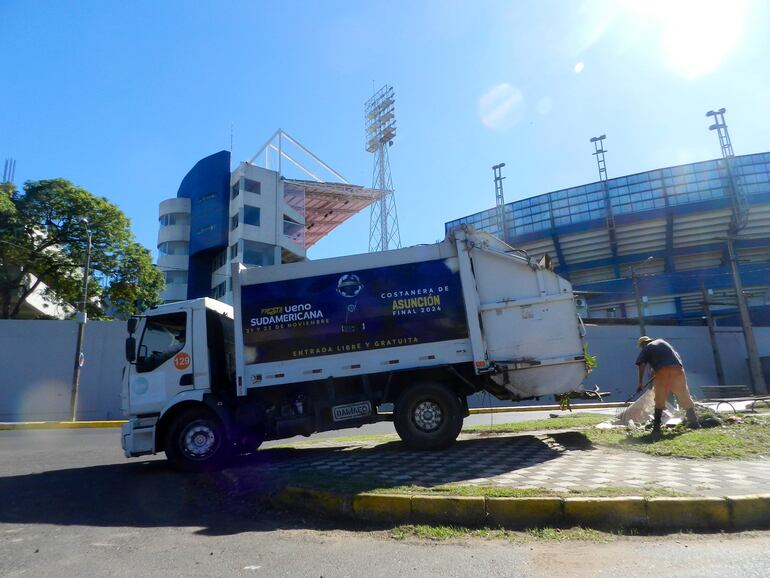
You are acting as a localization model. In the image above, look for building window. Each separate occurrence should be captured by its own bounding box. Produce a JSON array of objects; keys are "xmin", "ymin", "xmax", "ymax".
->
[
  {"xmin": 159, "ymin": 213, "xmax": 190, "ymax": 227},
  {"xmin": 158, "ymin": 241, "xmax": 189, "ymax": 256},
  {"xmin": 163, "ymin": 270, "xmax": 187, "ymax": 285},
  {"xmin": 283, "ymin": 215, "xmax": 303, "ymax": 242},
  {"xmin": 243, "ymin": 179, "xmax": 261, "ymax": 194},
  {"xmin": 212, "ymin": 249, "xmax": 227, "ymax": 272},
  {"xmin": 231, "ymin": 180, "xmax": 240, "ymax": 200},
  {"xmin": 231, "ymin": 214, "xmax": 239, "ymax": 231},
  {"xmin": 211, "ymin": 281, "xmax": 226, "ymax": 300},
  {"xmin": 243, "ymin": 240, "xmax": 275, "ymax": 266},
  {"xmin": 230, "ymin": 242, "xmax": 239, "ymax": 259},
  {"xmin": 244, "ymin": 206, "xmax": 261, "ymax": 227},
  {"xmin": 196, "ymin": 224, "xmax": 214, "ymax": 235},
  {"xmin": 198, "ymin": 192, "xmax": 217, "ymax": 202}
]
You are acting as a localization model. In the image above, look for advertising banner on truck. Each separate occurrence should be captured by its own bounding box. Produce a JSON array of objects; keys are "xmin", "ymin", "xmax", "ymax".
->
[{"xmin": 240, "ymin": 258, "xmax": 468, "ymax": 364}]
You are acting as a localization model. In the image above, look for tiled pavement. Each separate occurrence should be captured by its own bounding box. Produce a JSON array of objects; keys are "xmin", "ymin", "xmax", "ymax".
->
[{"xmin": 223, "ymin": 431, "xmax": 770, "ymax": 498}]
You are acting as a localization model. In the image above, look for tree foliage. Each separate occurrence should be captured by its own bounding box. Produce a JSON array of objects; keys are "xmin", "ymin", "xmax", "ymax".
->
[{"xmin": 0, "ymin": 179, "xmax": 165, "ymax": 319}]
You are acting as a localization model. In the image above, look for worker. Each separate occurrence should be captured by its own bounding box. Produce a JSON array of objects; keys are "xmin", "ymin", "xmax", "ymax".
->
[{"xmin": 636, "ymin": 336, "xmax": 700, "ymax": 434}]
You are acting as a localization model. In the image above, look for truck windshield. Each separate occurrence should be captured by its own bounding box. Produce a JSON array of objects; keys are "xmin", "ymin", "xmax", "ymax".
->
[{"xmin": 136, "ymin": 312, "xmax": 187, "ymax": 373}]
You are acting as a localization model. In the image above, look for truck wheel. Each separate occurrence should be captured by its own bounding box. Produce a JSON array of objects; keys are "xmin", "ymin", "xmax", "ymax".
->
[
  {"xmin": 164, "ymin": 408, "xmax": 231, "ymax": 472},
  {"xmin": 394, "ymin": 382, "xmax": 463, "ymax": 450}
]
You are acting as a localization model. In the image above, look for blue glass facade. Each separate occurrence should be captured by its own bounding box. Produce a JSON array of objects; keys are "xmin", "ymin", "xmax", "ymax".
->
[
  {"xmin": 446, "ymin": 152, "xmax": 770, "ymax": 325},
  {"xmin": 447, "ymin": 153, "xmax": 770, "ymax": 238},
  {"xmin": 175, "ymin": 150, "xmax": 231, "ymax": 299}
]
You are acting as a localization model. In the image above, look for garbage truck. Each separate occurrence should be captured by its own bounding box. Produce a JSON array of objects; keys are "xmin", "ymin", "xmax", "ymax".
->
[{"xmin": 121, "ymin": 226, "xmax": 590, "ymax": 471}]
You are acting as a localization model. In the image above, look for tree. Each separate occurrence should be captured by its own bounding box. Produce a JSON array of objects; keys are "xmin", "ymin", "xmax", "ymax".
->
[{"xmin": 0, "ymin": 178, "xmax": 165, "ymax": 319}]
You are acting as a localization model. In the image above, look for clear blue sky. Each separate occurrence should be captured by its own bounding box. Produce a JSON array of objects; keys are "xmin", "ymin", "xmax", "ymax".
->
[{"xmin": 3, "ymin": 0, "xmax": 770, "ymax": 260}]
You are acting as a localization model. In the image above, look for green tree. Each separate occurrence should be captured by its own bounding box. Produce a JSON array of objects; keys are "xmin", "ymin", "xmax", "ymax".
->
[{"xmin": 0, "ymin": 178, "xmax": 165, "ymax": 319}]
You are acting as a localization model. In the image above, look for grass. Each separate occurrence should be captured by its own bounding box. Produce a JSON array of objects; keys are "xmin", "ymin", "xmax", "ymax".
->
[
  {"xmin": 369, "ymin": 484, "xmax": 685, "ymax": 498},
  {"xmin": 584, "ymin": 419, "xmax": 770, "ymax": 460},
  {"xmin": 390, "ymin": 524, "xmax": 613, "ymax": 543},
  {"xmin": 464, "ymin": 412, "xmax": 609, "ymax": 433}
]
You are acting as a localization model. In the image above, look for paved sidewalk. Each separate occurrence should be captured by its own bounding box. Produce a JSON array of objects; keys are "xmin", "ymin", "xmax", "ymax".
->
[{"xmin": 226, "ymin": 431, "xmax": 770, "ymax": 497}]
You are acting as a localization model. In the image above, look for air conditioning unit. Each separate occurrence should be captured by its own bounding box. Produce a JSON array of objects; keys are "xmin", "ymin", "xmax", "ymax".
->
[{"xmin": 575, "ymin": 297, "xmax": 587, "ymax": 309}]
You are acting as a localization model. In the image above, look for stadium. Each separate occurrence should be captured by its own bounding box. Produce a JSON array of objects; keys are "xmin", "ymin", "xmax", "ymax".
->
[{"xmin": 446, "ymin": 151, "xmax": 770, "ymax": 326}]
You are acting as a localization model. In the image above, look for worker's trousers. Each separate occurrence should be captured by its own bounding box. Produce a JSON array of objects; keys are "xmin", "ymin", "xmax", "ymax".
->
[{"xmin": 653, "ymin": 365, "xmax": 695, "ymax": 410}]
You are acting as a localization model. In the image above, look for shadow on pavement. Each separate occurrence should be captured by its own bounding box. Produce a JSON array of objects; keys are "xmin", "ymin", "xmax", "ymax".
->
[{"xmin": 0, "ymin": 433, "xmax": 594, "ymax": 535}]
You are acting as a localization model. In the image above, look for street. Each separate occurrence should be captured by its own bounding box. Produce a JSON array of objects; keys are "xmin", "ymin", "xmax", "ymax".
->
[{"xmin": 2, "ymin": 425, "xmax": 770, "ymax": 577}]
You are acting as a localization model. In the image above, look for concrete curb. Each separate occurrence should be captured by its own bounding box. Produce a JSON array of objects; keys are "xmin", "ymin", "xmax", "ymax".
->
[
  {"xmin": 270, "ymin": 487, "xmax": 770, "ymax": 532},
  {"xmin": 0, "ymin": 420, "xmax": 126, "ymax": 430}
]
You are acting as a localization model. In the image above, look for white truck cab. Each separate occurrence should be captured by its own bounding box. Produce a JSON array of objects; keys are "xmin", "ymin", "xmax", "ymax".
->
[{"xmin": 121, "ymin": 298, "xmax": 235, "ymax": 463}]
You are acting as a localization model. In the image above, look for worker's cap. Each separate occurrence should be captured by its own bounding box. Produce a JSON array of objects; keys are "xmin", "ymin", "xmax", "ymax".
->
[{"xmin": 637, "ymin": 336, "xmax": 653, "ymax": 348}]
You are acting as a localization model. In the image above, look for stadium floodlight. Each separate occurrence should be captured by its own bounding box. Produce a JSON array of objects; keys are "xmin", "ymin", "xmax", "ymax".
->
[
  {"xmin": 705, "ymin": 108, "xmax": 734, "ymax": 158},
  {"xmin": 492, "ymin": 164, "xmax": 507, "ymax": 241},
  {"xmin": 366, "ymin": 85, "xmax": 401, "ymax": 252}
]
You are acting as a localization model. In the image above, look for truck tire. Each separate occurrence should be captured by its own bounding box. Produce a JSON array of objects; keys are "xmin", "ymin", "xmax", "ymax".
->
[
  {"xmin": 394, "ymin": 382, "xmax": 464, "ymax": 450},
  {"xmin": 164, "ymin": 408, "xmax": 232, "ymax": 472}
]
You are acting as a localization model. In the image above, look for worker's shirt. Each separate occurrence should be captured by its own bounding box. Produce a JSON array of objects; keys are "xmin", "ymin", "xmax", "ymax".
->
[{"xmin": 635, "ymin": 339, "xmax": 683, "ymax": 371}]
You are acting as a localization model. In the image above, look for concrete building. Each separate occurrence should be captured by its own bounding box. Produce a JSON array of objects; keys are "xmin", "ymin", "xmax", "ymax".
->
[
  {"xmin": 157, "ymin": 134, "xmax": 383, "ymax": 304},
  {"xmin": 447, "ymin": 152, "xmax": 770, "ymax": 325}
]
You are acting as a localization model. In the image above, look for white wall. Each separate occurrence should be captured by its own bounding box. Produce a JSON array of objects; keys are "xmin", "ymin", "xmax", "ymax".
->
[
  {"xmin": 1, "ymin": 320, "xmax": 768, "ymax": 420},
  {"xmin": 0, "ymin": 320, "xmax": 126, "ymax": 421}
]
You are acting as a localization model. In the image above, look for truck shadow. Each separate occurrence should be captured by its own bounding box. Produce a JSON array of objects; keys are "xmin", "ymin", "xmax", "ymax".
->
[{"xmin": 0, "ymin": 433, "xmax": 595, "ymax": 535}]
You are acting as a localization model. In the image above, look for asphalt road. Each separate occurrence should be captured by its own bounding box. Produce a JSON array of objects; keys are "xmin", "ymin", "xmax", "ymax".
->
[{"xmin": 3, "ymin": 426, "xmax": 770, "ymax": 577}]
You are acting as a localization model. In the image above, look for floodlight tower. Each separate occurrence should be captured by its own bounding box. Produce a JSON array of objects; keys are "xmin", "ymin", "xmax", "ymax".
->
[
  {"xmin": 492, "ymin": 163, "xmax": 506, "ymax": 241},
  {"xmin": 590, "ymin": 135, "xmax": 620, "ymax": 279},
  {"xmin": 366, "ymin": 85, "xmax": 401, "ymax": 252}
]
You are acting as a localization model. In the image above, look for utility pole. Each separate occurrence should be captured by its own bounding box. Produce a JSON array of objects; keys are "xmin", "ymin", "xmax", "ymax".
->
[
  {"xmin": 632, "ymin": 269, "xmax": 646, "ymax": 336},
  {"xmin": 70, "ymin": 219, "xmax": 92, "ymax": 421},
  {"xmin": 630, "ymin": 256, "xmax": 654, "ymax": 336},
  {"xmin": 725, "ymin": 236, "xmax": 767, "ymax": 394},
  {"xmin": 701, "ymin": 284, "xmax": 726, "ymax": 386}
]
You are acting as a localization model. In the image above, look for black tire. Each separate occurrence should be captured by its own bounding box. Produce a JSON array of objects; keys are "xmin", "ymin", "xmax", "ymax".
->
[
  {"xmin": 394, "ymin": 382, "xmax": 464, "ymax": 450},
  {"xmin": 164, "ymin": 408, "xmax": 232, "ymax": 472}
]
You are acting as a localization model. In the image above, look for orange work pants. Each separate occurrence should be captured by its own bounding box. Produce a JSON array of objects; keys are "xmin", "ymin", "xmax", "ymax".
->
[{"xmin": 653, "ymin": 365, "xmax": 695, "ymax": 410}]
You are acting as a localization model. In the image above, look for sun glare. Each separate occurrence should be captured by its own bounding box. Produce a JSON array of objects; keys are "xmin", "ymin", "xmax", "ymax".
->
[{"xmin": 622, "ymin": 0, "xmax": 748, "ymax": 79}]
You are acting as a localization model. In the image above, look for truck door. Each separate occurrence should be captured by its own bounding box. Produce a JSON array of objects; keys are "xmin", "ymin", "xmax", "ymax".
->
[{"xmin": 128, "ymin": 311, "xmax": 192, "ymax": 415}]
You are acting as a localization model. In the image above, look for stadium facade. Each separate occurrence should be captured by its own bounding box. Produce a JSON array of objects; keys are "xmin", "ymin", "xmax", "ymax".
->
[{"xmin": 446, "ymin": 152, "xmax": 770, "ymax": 325}]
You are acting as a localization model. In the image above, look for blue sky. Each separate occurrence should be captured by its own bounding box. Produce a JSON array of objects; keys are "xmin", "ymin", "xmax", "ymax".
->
[{"xmin": 3, "ymin": 0, "xmax": 770, "ymax": 260}]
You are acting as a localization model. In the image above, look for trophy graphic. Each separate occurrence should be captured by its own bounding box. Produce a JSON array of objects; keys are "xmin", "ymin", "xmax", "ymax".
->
[{"xmin": 336, "ymin": 274, "xmax": 365, "ymax": 333}]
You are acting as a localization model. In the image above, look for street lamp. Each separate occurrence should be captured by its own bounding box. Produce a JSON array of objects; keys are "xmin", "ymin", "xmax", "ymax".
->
[{"xmin": 70, "ymin": 218, "xmax": 92, "ymax": 422}]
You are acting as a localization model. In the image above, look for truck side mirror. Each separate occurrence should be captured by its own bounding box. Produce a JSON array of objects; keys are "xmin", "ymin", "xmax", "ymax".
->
[
  {"xmin": 127, "ymin": 317, "xmax": 138, "ymax": 334},
  {"xmin": 125, "ymin": 337, "xmax": 137, "ymax": 363}
]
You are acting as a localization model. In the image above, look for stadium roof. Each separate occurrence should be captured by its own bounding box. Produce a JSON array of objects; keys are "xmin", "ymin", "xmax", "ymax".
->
[{"xmin": 284, "ymin": 179, "xmax": 384, "ymax": 248}]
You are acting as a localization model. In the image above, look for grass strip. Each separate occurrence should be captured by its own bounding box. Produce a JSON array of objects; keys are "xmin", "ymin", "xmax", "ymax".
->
[
  {"xmin": 585, "ymin": 420, "xmax": 770, "ymax": 460},
  {"xmin": 464, "ymin": 412, "xmax": 609, "ymax": 433},
  {"xmin": 390, "ymin": 524, "xmax": 613, "ymax": 542}
]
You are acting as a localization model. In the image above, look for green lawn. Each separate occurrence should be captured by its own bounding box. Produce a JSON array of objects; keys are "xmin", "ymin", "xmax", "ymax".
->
[
  {"xmin": 390, "ymin": 524, "xmax": 613, "ymax": 542},
  {"xmin": 584, "ymin": 419, "xmax": 770, "ymax": 460},
  {"xmin": 464, "ymin": 412, "xmax": 609, "ymax": 433}
]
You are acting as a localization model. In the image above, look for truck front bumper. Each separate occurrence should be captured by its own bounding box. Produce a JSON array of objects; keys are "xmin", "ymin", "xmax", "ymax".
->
[{"xmin": 121, "ymin": 420, "xmax": 156, "ymax": 458}]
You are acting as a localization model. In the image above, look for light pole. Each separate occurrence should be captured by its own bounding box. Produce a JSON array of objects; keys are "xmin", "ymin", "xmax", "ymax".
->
[
  {"xmin": 70, "ymin": 218, "xmax": 92, "ymax": 422},
  {"xmin": 630, "ymin": 256, "xmax": 655, "ymax": 336},
  {"xmin": 724, "ymin": 236, "xmax": 767, "ymax": 395}
]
